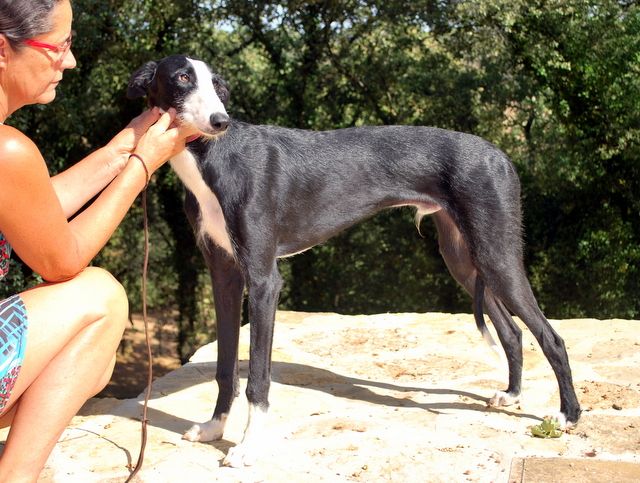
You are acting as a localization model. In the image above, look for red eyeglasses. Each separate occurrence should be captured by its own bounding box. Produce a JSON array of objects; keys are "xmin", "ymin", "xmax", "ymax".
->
[{"xmin": 23, "ymin": 30, "xmax": 75, "ymax": 55}]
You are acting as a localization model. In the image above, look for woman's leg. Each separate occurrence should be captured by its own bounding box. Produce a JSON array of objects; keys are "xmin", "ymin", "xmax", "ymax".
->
[{"xmin": 0, "ymin": 267, "xmax": 128, "ymax": 482}]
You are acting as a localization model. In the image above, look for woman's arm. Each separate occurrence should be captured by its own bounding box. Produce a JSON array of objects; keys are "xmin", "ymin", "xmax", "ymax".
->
[
  {"xmin": 51, "ymin": 109, "xmax": 162, "ymax": 218},
  {"xmin": 0, "ymin": 110, "xmax": 187, "ymax": 282},
  {"xmin": 50, "ymin": 145, "xmax": 129, "ymax": 218}
]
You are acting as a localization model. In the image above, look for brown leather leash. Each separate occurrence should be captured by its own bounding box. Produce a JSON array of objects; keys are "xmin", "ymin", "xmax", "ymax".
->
[{"xmin": 125, "ymin": 155, "xmax": 153, "ymax": 482}]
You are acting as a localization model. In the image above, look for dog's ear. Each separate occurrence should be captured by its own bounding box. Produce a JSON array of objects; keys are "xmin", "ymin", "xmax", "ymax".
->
[
  {"xmin": 127, "ymin": 61, "xmax": 158, "ymax": 99},
  {"xmin": 212, "ymin": 74, "xmax": 230, "ymax": 106}
]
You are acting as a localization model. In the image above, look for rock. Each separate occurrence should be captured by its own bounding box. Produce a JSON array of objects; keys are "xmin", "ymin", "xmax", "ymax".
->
[{"xmin": 2, "ymin": 311, "xmax": 639, "ymax": 482}]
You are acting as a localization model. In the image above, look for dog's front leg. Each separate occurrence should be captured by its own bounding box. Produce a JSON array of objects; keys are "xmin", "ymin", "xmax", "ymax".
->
[
  {"xmin": 223, "ymin": 263, "xmax": 282, "ymax": 468},
  {"xmin": 183, "ymin": 239, "xmax": 245, "ymax": 443}
]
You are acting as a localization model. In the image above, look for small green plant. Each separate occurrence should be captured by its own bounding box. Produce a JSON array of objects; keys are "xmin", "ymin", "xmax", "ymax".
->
[{"xmin": 530, "ymin": 417, "xmax": 563, "ymax": 438}]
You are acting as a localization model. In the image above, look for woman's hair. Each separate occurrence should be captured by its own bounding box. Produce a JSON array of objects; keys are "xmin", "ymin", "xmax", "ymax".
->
[{"xmin": 0, "ymin": 0, "xmax": 63, "ymax": 49}]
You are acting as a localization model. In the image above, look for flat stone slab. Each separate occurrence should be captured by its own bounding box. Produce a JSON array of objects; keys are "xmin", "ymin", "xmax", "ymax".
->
[
  {"xmin": 509, "ymin": 457, "xmax": 640, "ymax": 482},
  {"xmin": 2, "ymin": 311, "xmax": 638, "ymax": 482}
]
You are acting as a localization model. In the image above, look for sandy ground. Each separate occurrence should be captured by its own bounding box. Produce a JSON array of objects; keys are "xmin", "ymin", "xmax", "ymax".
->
[{"xmin": 1, "ymin": 310, "xmax": 639, "ymax": 482}]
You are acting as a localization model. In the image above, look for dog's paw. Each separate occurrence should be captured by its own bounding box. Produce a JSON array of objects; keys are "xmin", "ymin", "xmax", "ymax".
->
[
  {"xmin": 488, "ymin": 390, "xmax": 520, "ymax": 407},
  {"xmin": 223, "ymin": 443, "xmax": 257, "ymax": 468},
  {"xmin": 549, "ymin": 412, "xmax": 577, "ymax": 430},
  {"xmin": 182, "ymin": 418, "xmax": 226, "ymax": 442}
]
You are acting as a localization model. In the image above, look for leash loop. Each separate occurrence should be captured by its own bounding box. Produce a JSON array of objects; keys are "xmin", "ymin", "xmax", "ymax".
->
[{"xmin": 129, "ymin": 153, "xmax": 150, "ymax": 188}]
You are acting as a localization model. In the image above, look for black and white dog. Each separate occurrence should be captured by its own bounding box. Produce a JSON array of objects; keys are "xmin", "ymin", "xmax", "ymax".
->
[{"xmin": 128, "ymin": 55, "xmax": 581, "ymax": 467}]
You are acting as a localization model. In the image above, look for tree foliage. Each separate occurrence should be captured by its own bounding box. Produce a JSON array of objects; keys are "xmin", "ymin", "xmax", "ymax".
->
[{"xmin": 2, "ymin": 0, "xmax": 638, "ymax": 359}]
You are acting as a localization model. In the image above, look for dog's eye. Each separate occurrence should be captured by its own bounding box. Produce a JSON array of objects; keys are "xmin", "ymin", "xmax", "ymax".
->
[{"xmin": 178, "ymin": 73, "xmax": 190, "ymax": 83}]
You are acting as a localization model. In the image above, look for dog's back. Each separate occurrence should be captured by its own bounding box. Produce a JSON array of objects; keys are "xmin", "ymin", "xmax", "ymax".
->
[{"xmin": 188, "ymin": 121, "xmax": 520, "ymax": 257}]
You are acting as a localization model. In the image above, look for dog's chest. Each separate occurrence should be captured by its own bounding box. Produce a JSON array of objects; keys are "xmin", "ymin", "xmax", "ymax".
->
[{"xmin": 170, "ymin": 149, "xmax": 234, "ymax": 255}]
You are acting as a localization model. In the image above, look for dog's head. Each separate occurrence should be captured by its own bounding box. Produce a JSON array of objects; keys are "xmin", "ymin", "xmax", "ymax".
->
[{"xmin": 127, "ymin": 54, "xmax": 230, "ymax": 138}]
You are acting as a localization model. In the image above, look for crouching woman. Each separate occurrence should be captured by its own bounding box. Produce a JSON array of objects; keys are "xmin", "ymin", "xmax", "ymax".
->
[{"xmin": 0, "ymin": 0, "xmax": 191, "ymax": 480}]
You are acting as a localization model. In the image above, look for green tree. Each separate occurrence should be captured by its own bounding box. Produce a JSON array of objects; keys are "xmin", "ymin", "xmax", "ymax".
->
[
  {"xmin": 450, "ymin": 0, "xmax": 640, "ymax": 317},
  {"xmin": 3, "ymin": 0, "xmax": 637, "ymax": 365}
]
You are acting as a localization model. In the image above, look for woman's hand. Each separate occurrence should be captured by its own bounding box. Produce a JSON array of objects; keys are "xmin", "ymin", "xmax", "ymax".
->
[
  {"xmin": 103, "ymin": 107, "xmax": 165, "ymax": 178},
  {"xmin": 130, "ymin": 108, "xmax": 192, "ymax": 175},
  {"xmin": 107, "ymin": 107, "xmax": 163, "ymax": 156}
]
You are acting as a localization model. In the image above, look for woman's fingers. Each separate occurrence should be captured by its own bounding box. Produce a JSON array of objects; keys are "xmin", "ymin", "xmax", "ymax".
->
[
  {"xmin": 150, "ymin": 108, "xmax": 177, "ymax": 132},
  {"xmin": 130, "ymin": 107, "xmax": 162, "ymax": 131}
]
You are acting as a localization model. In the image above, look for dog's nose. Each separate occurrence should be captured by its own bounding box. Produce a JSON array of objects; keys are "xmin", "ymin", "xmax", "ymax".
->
[{"xmin": 211, "ymin": 113, "xmax": 230, "ymax": 132}]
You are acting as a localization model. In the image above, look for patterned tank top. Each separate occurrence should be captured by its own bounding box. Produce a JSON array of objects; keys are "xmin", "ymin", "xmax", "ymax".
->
[
  {"xmin": 0, "ymin": 232, "xmax": 11, "ymax": 281},
  {"xmin": 0, "ymin": 122, "xmax": 10, "ymax": 281}
]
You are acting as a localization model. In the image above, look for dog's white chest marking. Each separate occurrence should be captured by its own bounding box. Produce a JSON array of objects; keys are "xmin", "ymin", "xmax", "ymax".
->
[{"xmin": 170, "ymin": 149, "xmax": 234, "ymax": 255}]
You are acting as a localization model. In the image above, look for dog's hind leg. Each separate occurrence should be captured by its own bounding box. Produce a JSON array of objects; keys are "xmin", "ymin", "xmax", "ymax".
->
[
  {"xmin": 223, "ymin": 260, "xmax": 282, "ymax": 467},
  {"xmin": 433, "ymin": 211, "xmax": 524, "ymax": 406},
  {"xmin": 484, "ymin": 293, "xmax": 523, "ymax": 407},
  {"xmin": 478, "ymin": 257, "xmax": 581, "ymax": 425},
  {"xmin": 181, "ymin": 196, "xmax": 246, "ymax": 443},
  {"xmin": 448, "ymin": 194, "xmax": 581, "ymax": 425}
]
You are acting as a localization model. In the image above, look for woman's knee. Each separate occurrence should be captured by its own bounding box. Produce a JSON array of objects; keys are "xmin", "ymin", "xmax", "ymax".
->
[
  {"xmin": 76, "ymin": 267, "xmax": 128, "ymax": 333},
  {"xmin": 90, "ymin": 353, "xmax": 119, "ymax": 396}
]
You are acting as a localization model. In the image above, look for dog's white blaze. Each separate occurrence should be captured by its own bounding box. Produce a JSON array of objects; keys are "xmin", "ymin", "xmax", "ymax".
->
[
  {"xmin": 170, "ymin": 149, "xmax": 234, "ymax": 255},
  {"xmin": 182, "ymin": 58, "xmax": 227, "ymax": 132}
]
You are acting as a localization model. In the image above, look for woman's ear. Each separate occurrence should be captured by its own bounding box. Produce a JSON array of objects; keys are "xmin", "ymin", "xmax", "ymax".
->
[{"xmin": 0, "ymin": 35, "xmax": 8, "ymax": 69}]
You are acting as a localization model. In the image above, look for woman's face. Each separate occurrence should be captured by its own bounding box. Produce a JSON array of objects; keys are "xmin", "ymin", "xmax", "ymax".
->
[{"xmin": 2, "ymin": 0, "xmax": 77, "ymax": 112}]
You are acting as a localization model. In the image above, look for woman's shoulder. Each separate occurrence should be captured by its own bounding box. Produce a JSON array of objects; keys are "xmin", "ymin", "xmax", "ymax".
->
[
  {"xmin": 0, "ymin": 125, "xmax": 41, "ymax": 169},
  {"xmin": 0, "ymin": 125, "xmax": 44, "ymax": 179}
]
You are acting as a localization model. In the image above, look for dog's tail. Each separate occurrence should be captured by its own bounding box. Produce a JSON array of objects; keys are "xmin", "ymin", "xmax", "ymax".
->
[{"xmin": 473, "ymin": 276, "xmax": 501, "ymax": 357}]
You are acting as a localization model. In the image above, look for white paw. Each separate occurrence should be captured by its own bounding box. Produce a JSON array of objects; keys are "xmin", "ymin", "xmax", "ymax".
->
[
  {"xmin": 182, "ymin": 416, "xmax": 226, "ymax": 442},
  {"xmin": 222, "ymin": 404, "xmax": 268, "ymax": 467},
  {"xmin": 549, "ymin": 412, "xmax": 572, "ymax": 430},
  {"xmin": 223, "ymin": 443, "xmax": 257, "ymax": 468},
  {"xmin": 489, "ymin": 391, "xmax": 520, "ymax": 407}
]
